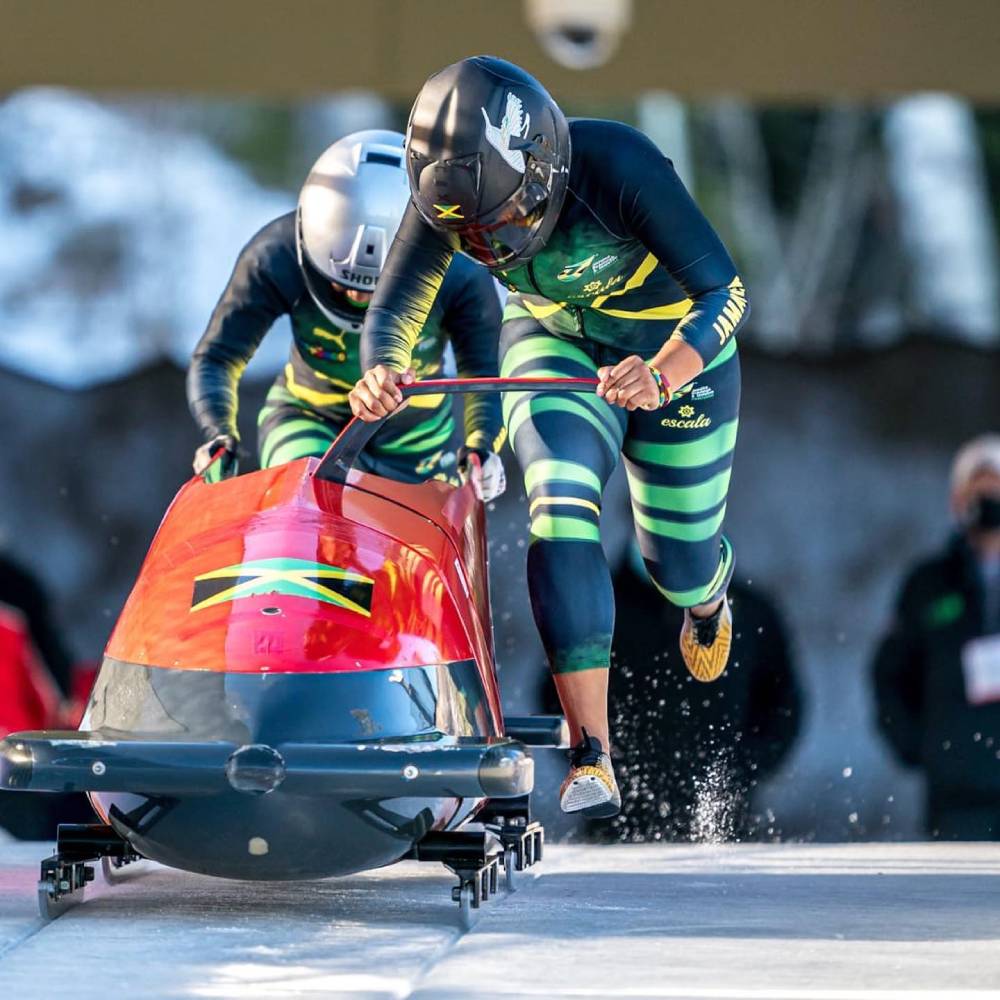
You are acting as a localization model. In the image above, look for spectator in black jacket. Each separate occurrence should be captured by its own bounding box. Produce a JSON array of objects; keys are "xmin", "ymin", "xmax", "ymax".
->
[
  {"xmin": 543, "ymin": 546, "xmax": 803, "ymax": 841},
  {"xmin": 873, "ymin": 434, "xmax": 1000, "ymax": 839}
]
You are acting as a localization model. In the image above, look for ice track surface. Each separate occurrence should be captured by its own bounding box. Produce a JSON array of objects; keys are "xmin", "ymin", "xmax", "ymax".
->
[{"xmin": 2, "ymin": 836, "xmax": 1000, "ymax": 999}]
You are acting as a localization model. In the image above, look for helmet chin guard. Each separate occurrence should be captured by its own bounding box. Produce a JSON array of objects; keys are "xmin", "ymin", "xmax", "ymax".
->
[{"xmin": 296, "ymin": 129, "xmax": 410, "ymax": 329}]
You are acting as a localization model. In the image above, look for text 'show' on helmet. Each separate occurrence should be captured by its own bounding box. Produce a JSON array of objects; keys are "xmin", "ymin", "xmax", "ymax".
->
[
  {"xmin": 297, "ymin": 129, "xmax": 409, "ymax": 332},
  {"xmin": 405, "ymin": 56, "xmax": 570, "ymax": 270}
]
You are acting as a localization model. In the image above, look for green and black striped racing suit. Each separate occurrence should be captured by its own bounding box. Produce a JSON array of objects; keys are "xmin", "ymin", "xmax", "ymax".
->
[
  {"xmin": 187, "ymin": 211, "xmax": 504, "ymax": 480},
  {"xmin": 363, "ymin": 119, "xmax": 749, "ymax": 672}
]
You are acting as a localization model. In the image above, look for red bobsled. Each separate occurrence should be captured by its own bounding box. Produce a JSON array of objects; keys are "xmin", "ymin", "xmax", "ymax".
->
[{"xmin": 1, "ymin": 378, "xmax": 592, "ymax": 920}]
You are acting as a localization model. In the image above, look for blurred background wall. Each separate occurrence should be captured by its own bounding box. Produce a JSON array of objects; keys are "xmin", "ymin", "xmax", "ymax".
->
[{"xmin": 1, "ymin": 0, "xmax": 998, "ymax": 840}]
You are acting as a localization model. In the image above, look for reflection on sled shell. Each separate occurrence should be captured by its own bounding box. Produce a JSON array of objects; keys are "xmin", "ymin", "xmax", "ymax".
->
[
  {"xmin": 50, "ymin": 458, "xmax": 508, "ymax": 880},
  {"xmin": 2, "ymin": 380, "xmax": 594, "ymax": 911},
  {"xmin": 79, "ymin": 659, "xmax": 500, "ymax": 880}
]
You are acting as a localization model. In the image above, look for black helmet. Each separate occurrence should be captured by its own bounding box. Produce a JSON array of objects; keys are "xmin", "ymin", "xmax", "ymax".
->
[{"xmin": 405, "ymin": 56, "xmax": 570, "ymax": 269}]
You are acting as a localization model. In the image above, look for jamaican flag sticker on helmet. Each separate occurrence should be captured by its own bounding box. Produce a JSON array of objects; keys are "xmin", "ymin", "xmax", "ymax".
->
[{"xmin": 190, "ymin": 557, "xmax": 374, "ymax": 617}]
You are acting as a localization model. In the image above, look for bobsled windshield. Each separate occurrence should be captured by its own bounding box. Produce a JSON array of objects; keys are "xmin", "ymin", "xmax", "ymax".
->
[{"xmin": 83, "ymin": 657, "xmax": 498, "ymax": 743}]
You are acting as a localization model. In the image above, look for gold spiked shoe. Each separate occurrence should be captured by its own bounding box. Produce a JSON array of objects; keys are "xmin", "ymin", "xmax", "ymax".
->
[
  {"xmin": 679, "ymin": 598, "xmax": 733, "ymax": 682},
  {"xmin": 559, "ymin": 729, "xmax": 621, "ymax": 818}
]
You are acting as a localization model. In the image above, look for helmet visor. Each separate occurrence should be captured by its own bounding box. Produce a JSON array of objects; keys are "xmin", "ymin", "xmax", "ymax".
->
[
  {"xmin": 453, "ymin": 186, "xmax": 548, "ymax": 269},
  {"xmin": 301, "ymin": 252, "xmax": 369, "ymax": 325},
  {"xmin": 456, "ymin": 208, "xmax": 545, "ymax": 268}
]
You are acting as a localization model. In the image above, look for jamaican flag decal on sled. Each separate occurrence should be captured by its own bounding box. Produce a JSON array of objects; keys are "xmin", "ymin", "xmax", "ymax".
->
[{"xmin": 190, "ymin": 557, "xmax": 374, "ymax": 617}]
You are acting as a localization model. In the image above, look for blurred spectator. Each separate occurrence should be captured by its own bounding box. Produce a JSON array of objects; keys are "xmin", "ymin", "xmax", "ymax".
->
[
  {"xmin": 543, "ymin": 548, "xmax": 803, "ymax": 841},
  {"xmin": 0, "ymin": 602, "xmax": 63, "ymax": 735},
  {"xmin": 0, "ymin": 552, "xmax": 92, "ymax": 838},
  {"xmin": 873, "ymin": 434, "xmax": 1000, "ymax": 839},
  {"xmin": 0, "ymin": 552, "xmax": 74, "ymax": 695}
]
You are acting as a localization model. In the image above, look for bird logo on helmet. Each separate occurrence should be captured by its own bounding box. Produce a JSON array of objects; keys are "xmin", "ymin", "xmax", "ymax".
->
[
  {"xmin": 405, "ymin": 56, "xmax": 571, "ymax": 270},
  {"xmin": 481, "ymin": 92, "xmax": 532, "ymax": 173},
  {"xmin": 296, "ymin": 129, "xmax": 410, "ymax": 332}
]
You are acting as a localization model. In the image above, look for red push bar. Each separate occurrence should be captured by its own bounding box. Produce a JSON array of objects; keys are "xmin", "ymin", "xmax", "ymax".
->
[{"xmin": 315, "ymin": 376, "xmax": 599, "ymax": 484}]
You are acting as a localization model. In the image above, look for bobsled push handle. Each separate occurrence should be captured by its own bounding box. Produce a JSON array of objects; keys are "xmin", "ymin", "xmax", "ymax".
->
[
  {"xmin": 315, "ymin": 376, "xmax": 598, "ymax": 485},
  {"xmin": 201, "ymin": 445, "xmax": 239, "ymax": 484}
]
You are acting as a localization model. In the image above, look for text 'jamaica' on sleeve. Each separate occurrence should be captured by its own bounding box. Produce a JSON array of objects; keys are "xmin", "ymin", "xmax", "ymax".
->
[
  {"xmin": 361, "ymin": 202, "xmax": 457, "ymax": 373},
  {"xmin": 613, "ymin": 125, "xmax": 749, "ymax": 368}
]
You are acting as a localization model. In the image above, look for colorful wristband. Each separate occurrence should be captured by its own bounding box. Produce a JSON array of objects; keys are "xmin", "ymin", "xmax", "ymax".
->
[{"xmin": 648, "ymin": 365, "xmax": 671, "ymax": 408}]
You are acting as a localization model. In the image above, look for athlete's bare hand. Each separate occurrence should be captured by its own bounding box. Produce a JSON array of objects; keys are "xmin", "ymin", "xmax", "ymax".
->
[
  {"xmin": 349, "ymin": 366, "xmax": 415, "ymax": 422},
  {"xmin": 596, "ymin": 355, "xmax": 662, "ymax": 411}
]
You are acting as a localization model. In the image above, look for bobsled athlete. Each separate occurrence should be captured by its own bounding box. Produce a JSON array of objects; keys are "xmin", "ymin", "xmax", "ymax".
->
[
  {"xmin": 351, "ymin": 58, "xmax": 750, "ymax": 818},
  {"xmin": 187, "ymin": 129, "xmax": 505, "ymax": 497}
]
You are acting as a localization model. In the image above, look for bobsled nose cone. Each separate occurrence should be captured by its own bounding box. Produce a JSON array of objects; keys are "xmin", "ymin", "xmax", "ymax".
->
[{"xmin": 225, "ymin": 744, "xmax": 286, "ymax": 795}]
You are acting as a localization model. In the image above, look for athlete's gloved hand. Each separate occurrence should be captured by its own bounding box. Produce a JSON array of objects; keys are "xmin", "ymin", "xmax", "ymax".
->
[
  {"xmin": 596, "ymin": 355, "xmax": 665, "ymax": 411},
  {"xmin": 193, "ymin": 434, "xmax": 239, "ymax": 477},
  {"xmin": 349, "ymin": 365, "xmax": 415, "ymax": 422},
  {"xmin": 461, "ymin": 450, "xmax": 506, "ymax": 502}
]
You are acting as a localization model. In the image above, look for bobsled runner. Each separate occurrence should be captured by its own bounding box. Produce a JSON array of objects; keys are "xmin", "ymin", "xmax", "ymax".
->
[{"xmin": 0, "ymin": 377, "xmax": 596, "ymax": 923}]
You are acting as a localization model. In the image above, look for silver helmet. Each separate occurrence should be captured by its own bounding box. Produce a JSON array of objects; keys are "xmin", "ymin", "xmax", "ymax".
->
[{"xmin": 296, "ymin": 129, "xmax": 409, "ymax": 332}]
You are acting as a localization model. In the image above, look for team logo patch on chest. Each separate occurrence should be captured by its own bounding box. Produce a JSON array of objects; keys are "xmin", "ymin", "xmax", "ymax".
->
[
  {"xmin": 306, "ymin": 326, "xmax": 353, "ymax": 363},
  {"xmin": 581, "ymin": 275, "xmax": 623, "ymax": 296},
  {"xmin": 312, "ymin": 327, "xmax": 349, "ymax": 350},
  {"xmin": 557, "ymin": 253, "xmax": 622, "ymax": 286},
  {"xmin": 190, "ymin": 557, "xmax": 374, "ymax": 617},
  {"xmin": 557, "ymin": 256, "xmax": 596, "ymax": 282}
]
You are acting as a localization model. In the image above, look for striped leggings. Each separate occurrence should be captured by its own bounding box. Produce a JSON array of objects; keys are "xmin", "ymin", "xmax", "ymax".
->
[
  {"xmin": 256, "ymin": 374, "xmax": 459, "ymax": 481},
  {"xmin": 500, "ymin": 319, "xmax": 740, "ymax": 674}
]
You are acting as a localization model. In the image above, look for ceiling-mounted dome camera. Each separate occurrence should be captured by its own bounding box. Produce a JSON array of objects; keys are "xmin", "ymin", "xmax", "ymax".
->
[{"xmin": 525, "ymin": 0, "xmax": 633, "ymax": 71}]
